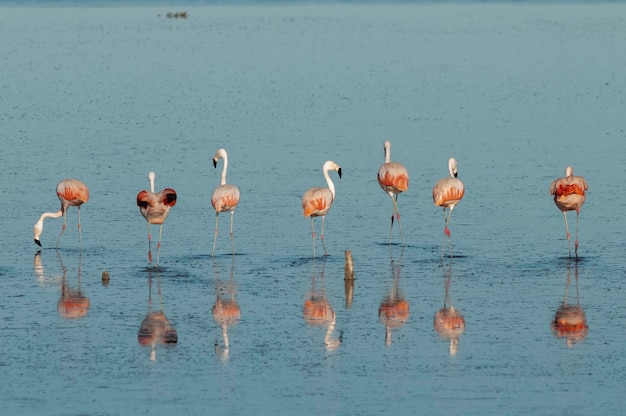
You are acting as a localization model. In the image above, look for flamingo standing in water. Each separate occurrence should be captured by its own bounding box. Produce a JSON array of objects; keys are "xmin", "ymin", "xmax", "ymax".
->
[
  {"xmin": 211, "ymin": 148, "xmax": 240, "ymax": 256},
  {"xmin": 34, "ymin": 179, "xmax": 90, "ymax": 249},
  {"xmin": 136, "ymin": 172, "xmax": 177, "ymax": 267},
  {"xmin": 550, "ymin": 166, "xmax": 588, "ymax": 258},
  {"xmin": 433, "ymin": 158, "xmax": 465, "ymax": 258},
  {"xmin": 302, "ymin": 160, "xmax": 342, "ymax": 258},
  {"xmin": 377, "ymin": 141, "xmax": 409, "ymax": 245}
]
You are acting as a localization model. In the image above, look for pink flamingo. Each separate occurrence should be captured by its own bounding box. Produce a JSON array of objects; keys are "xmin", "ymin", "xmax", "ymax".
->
[
  {"xmin": 34, "ymin": 179, "xmax": 90, "ymax": 249},
  {"xmin": 377, "ymin": 141, "xmax": 409, "ymax": 245},
  {"xmin": 550, "ymin": 166, "xmax": 588, "ymax": 258},
  {"xmin": 302, "ymin": 160, "xmax": 342, "ymax": 257},
  {"xmin": 211, "ymin": 148, "xmax": 241, "ymax": 256},
  {"xmin": 433, "ymin": 158, "xmax": 465, "ymax": 258},
  {"xmin": 136, "ymin": 172, "xmax": 177, "ymax": 267}
]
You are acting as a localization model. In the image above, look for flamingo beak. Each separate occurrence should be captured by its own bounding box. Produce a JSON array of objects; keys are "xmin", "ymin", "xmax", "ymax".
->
[
  {"xmin": 338, "ymin": 168, "xmax": 342, "ymax": 179},
  {"xmin": 213, "ymin": 159, "xmax": 218, "ymax": 169},
  {"xmin": 35, "ymin": 239, "xmax": 42, "ymax": 247}
]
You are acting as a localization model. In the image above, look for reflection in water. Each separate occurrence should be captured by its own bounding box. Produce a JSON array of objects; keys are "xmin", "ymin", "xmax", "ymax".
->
[
  {"xmin": 34, "ymin": 250, "xmax": 90, "ymax": 319},
  {"xmin": 138, "ymin": 271, "xmax": 178, "ymax": 361},
  {"xmin": 378, "ymin": 249, "xmax": 409, "ymax": 347},
  {"xmin": 303, "ymin": 260, "xmax": 342, "ymax": 351},
  {"xmin": 551, "ymin": 261, "xmax": 589, "ymax": 348},
  {"xmin": 433, "ymin": 263, "xmax": 465, "ymax": 356},
  {"xmin": 212, "ymin": 257, "xmax": 241, "ymax": 361}
]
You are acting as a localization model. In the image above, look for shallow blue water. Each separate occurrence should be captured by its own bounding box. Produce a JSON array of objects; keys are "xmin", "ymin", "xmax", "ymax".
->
[{"xmin": 1, "ymin": 3, "xmax": 626, "ymax": 415}]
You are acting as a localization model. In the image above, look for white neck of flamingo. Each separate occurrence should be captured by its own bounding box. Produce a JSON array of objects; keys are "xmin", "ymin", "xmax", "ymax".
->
[
  {"xmin": 323, "ymin": 164, "xmax": 336, "ymax": 200},
  {"xmin": 384, "ymin": 142, "xmax": 391, "ymax": 164},
  {"xmin": 220, "ymin": 154, "xmax": 228, "ymax": 186},
  {"xmin": 148, "ymin": 173, "xmax": 156, "ymax": 193}
]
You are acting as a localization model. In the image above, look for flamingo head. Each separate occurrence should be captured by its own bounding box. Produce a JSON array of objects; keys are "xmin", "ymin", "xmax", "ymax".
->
[{"xmin": 33, "ymin": 219, "xmax": 43, "ymax": 246}]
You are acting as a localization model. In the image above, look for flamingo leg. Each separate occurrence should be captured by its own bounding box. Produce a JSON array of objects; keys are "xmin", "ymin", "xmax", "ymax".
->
[
  {"xmin": 229, "ymin": 211, "xmax": 235, "ymax": 255},
  {"xmin": 389, "ymin": 193, "xmax": 404, "ymax": 246},
  {"xmin": 562, "ymin": 211, "xmax": 571, "ymax": 258},
  {"xmin": 440, "ymin": 208, "xmax": 454, "ymax": 258},
  {"xmin": 147, "ymin": 222, "xmax": 153, "ymax": 264},
  {"xmin": 155, "ymin": 224, "xmax": 163, "ymax": 268},
  {"xmin": 575, "ymin": 208, "xmax": 580, "ymax": 258},
  {"xmin": 311, "ymin": 217, "xmax": 316, "ymax": 258},
  {"xmin": 212, "ymin": 214, "xmax": 220, "ymax": 257},
  {"xmin": 321, "ymin": 215, "xmax": 328, "ymax": 257},
  {"xmin": 56, "ymin": 211, "xmax": 67, "ymax": 249},
  {"xmin": 77, "ymin": 206, "xmax": 83, "ymax": 250}
]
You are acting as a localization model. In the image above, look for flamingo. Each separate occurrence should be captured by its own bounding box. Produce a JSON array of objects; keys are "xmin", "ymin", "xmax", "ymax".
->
[
  {"xmin": 34, "ymin": 178, "xmax": 90, "ymax": 249},
  {"xmin": 549, "ymin": 166, "xmax": 588, "ymax": 258},
  {"xmin": 377, "ymin": 141, "xmax": 409, "ymax": 245},
  {"xmin": 136, "ymin": 172, "xmax": 177, "ymax": 267},
  {"xmin": 433, "ymin": 158, "xmax": 465, "ymax": 258},
  {"xmin": 211, "ymin": 148, "xmax": 241, "ymax": 256},
  {"xmin": 302, "ymin": 160, "xmax": 342, "ymax": 257}
]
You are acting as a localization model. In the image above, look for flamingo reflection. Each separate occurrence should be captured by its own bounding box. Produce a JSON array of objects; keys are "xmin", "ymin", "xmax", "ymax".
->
[
  {"xmin": 138, "ymin": 271, "xmax": 178, "ymax": 361},
  {"xmin": 34, "ymin": 250, "xmax": 91, "ymax": 319},
  {"xmin": 551, "ymin": 261, "xmax": 588, "ymax": 348},
  {"xmin": 303, "ymin": 260, "xmax": 343, "ymax": 351},
  {"xmin": 212, "ymin": 257, "xmax": 241, "ymax": 361},
  {"xmin": 433, "ymin": 263, "xmax": 465, "ymax": 356},
  {"xmin": 378, "ymin": 249, "xmax": 409, "ymax": 346}
]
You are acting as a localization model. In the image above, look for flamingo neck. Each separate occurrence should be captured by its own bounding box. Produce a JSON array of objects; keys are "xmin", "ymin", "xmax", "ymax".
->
[
  {"xmin": 323, "ymin": 165, "xmax": 336, "ymax": 200},
  {"xmin": 148, "ymin": 173, "xmax": 156, "ymax": 193},
  {"xmin": 220, "ymin": 154, "xmax": 228, "ymax": 186},
  {"xmin": 384, "ymin": 141, "xmax": 391, "ymax": 164},
  {"xmin": 39, "ymin": 210, "xmax": 64, "ymax": 222}
]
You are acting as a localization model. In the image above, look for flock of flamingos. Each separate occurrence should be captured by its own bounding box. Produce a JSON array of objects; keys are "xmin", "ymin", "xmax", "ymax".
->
[
  {"xmin": 31, "ymin": 140, "xmax": 590, "ymax": 356},
  {"xmin": 32, "ymin": 140, "xmax": 589, "ymax": 263}
]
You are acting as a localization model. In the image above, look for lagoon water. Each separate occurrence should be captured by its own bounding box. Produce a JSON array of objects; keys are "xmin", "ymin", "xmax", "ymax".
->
[{"xmin": 2, "ymin": 2, "xmax": 626, "ymax": 414}]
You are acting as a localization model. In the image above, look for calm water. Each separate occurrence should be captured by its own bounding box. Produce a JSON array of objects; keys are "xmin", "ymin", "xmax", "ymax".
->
[{"xmin": 2, "ymin": 3, "xmax": 626, "ymax": 415}]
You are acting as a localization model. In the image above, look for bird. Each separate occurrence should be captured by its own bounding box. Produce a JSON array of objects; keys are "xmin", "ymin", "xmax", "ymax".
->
[
  {"xmin": 377, "ymin": 140, "xmax": 409, "ymax": 245},
  {"xmin": 302, "ymin": 160, "xmax": 342, "ymax": 258},
  {"xmin": 549, "ymin": 166, "xmax": 588, "ymax": 258},
  {"xmin": 432, "ymin": 158, "xmax": 465, "ymax": 258},
  {"xmin": 211, "ymin": 148, "xmax": 241, "ymax": 257},
  {"xmin": 136, "ymin": 172, "xmax": 177, "ymax": 267},
  {"xmin": 34, "ymin": 179, "xmax": 90, "ymax": 249}
]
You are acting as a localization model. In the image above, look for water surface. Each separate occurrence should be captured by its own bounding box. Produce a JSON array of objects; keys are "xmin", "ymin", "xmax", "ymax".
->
[{"xmin": 1, "ymin": 3, "xmax": 626, "ymax": 415}]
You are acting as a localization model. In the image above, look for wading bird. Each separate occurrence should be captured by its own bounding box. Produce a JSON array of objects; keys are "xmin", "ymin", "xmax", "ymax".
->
[
  {"xmin": 302, "ymin": 160, "xmax": 342, "ymax": 257},
  {"xmin": 211, "ymin": 148, "xmax": 240, "ymax": 256},
  {"xmin": 549, "ymin": 166, "xmax": 588, "ymax": 258},
  {"xmin": 377, "ymin": 141, "xmax": 409, "ymax": 245},
  {"xmin": 136, "ymin": 172, "xmax": 177, "ymax": 267},
  {"xmin": 34, "ymin": 179, "xmax": 90, "ymax": 249},
  {"xmin": 433, "ymin": 158, "xmax": 465, "ymax": 258}
]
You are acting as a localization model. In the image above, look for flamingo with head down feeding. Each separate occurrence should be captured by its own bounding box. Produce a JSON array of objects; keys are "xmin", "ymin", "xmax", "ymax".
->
[{"xmin": 34, "ymin": 179, "xmax": 90, "ymax": 249}]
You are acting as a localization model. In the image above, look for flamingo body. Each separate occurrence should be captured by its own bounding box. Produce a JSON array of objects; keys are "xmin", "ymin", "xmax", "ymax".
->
[
  {"xmin": 549, "ymin": 166, "xmax": 587, "ymax": 213},
  {"xmin": 34, "ymin": 178, "xmax": 90, "ymax": 248},
  {"xmin": 211, "ymin": 148, "xmax": 240, "ymax": 256},
  {"xmin": 432, "ymin": 177, "xmax": 465, "ymax": 208},
  {"xmin": 549, "ymin": 166, "xmax": 588, "ymax": 258},
  {"xmin": 377, "ymin": 141, "xmax": 409, "ymax": 244},
  {"xmin": 302, "ymin": 187, "xmax": 333, "ymax": 218},
  {"xmin": 302, "ymin": 160, "xmax": 342, "ymax": 257},
  {"xmin": 136, "ymin": 188, "xmax": 177, "ymax": 225}
]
